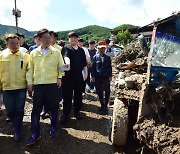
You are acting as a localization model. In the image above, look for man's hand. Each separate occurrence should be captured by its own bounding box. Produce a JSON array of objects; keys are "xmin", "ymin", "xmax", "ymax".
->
[
  {"xmin": 83, "ymin": 66, "xmax": 88, "ymax": 81},
  {"xmin": 57, "ymin": 79, "xmax": 62, "ymax": 88},
  {"xmin": 64, "ymin": 57, "xmax": 70, "ymax": 71},
  {"xmin": 91, "ymin": 77, "xmax": 95, "ymax": 83},
  {"xmin": 84, "ymin": 73, "xmax": 88, "ymax": 81},
  {"xmin": 64, "ymin": 64, "xmax": 70, "ymax": 71},
  {"xmin": 27, "ymin": 84, "xmax": 33, "ymax": 93}
]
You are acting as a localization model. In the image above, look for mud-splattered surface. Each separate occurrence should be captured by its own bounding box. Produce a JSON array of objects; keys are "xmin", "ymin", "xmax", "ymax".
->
[{"xmin": 134, "ymin": 105, "xmax": 180, "ymax": 154}]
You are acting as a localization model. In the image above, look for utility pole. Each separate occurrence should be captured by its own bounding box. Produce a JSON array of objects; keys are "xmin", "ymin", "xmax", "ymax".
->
[{"xmin": 12, "ymin": 0, "xmax": 21, "ymax": 33}]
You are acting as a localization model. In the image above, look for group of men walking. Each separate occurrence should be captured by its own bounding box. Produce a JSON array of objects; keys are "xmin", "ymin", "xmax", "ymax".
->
[{"xmin": 0, "ymin": 29, "xmax": 112, "ymax": 146}]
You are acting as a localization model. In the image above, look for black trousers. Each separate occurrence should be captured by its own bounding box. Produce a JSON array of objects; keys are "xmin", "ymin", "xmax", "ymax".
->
[
  {"xmin": 82, "ymin": 79, "xmax": 87, "ymax": 93},
  {"xmin": 62, "ymin": 77, "xmax": 83, "ymax": 116},
  {"xmin": 94, "ymin": 77, "xmax": 110, "ymax": 105},
  {"xmin": 32, "ymin": 84, "xmax": 60, "ymax": 114},
  {"xmin": 31, "ymin": 84, "xmax": 60, "ymax": 136}
]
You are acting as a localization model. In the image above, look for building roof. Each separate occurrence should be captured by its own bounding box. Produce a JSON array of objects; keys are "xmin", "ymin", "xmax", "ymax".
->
[
  {"xmin": 139, "ymin": 11, "xmax": 180, "ymax": 30},
  {"xmin": 111, "ymin": 11, "xmax": 180, "ymax": 35}
]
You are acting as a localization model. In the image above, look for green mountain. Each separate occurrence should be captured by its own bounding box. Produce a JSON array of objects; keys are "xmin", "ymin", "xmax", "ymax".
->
[
  {"xmin": 58, "ymin": 25, "xmax": 111, "ymax": 40},
  {"xmin": 0, "ymin": 24, "xmax": 140, "ymax": 49},
  {"xmin": 0, "ymin": 24, "xmax": 36, "ymax": 38},
  {"xmin": 0, "ymin": 24, "xmax": 111, "ymax": 48},
  {"xmin": 113, "ymin": 24, "xmax": 139, "ymax": 31},
  {"xmin": 0, "ymin": 24, "xmax": 111, "ymax": 39}
]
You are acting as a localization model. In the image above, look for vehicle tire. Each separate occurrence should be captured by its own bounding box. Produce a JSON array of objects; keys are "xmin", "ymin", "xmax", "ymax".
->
[{"xmin": 111, "ymin": 98, "xmax": 128, "ymax": 146}]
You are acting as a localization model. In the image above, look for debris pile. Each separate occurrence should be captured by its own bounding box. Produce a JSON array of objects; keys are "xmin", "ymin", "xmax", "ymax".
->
[
  {"xmin": 111, "ymin": 39, "xmax": 180, "ymax": 153},
  {"xmin": 114, "ymin": 71, "xmax": 147, "ymax": 101},
  {"xmin": 113, "ymin": 40, "xmax": 147, "ymax": 73},
  {"xmin": 134, "ymin": 118, "xmax": 180, "ymax": 154},
  {"xmin": 112, "ymin": 40, "xmax": 148, "ymax": 101}
]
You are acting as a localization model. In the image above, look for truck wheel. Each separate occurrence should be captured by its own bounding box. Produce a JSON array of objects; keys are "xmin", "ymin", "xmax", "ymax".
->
[{"xmin": 111, "ymin": 98, "xmax": 128, "ymax": 146}]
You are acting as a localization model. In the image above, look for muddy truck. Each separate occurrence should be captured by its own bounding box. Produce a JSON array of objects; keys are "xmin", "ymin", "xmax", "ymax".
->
[{"xmin": 110, "ymin": 12, "xmax": 180, "ymax": 153}]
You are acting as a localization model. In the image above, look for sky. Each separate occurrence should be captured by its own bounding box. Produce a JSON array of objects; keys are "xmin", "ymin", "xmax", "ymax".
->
[{"xmin": 0, "ymin": 0, "xmax": 179, "ymax": 32}]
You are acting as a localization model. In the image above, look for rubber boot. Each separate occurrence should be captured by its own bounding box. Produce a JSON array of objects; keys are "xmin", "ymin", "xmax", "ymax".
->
[
  {"xmin": 26, "ymin": 114, "xmax": 41, "ymax": 146},
  {"xmin": 104, "ymin": 90, "xmax": 110, "ymax": 112},
  {"xmin": 13, "ymin": 112, "xmax": 23, "ymax": 142},
  {"xmin": 50, "ymin": 110, "xmax": 58, "ymax": 137},
  {"xmin": 97, "ymin": 91, "xmax": 104, "ymax": 111},
  {"xmin": 104, "ymin": 100, "xmax": 109, "ymax": 112}
]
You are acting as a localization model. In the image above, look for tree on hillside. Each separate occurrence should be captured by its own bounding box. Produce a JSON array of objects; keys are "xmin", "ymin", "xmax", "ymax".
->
[
  {"xmin": 0, "ymin": 37, "xmax": 6, "ymax": 50},
  {"xmin": 80, "ymin": 34, "xmax": 105, "ymax": 46},
  {"xmin": 113, "ymin": 24, "xmax": 138, "ymax": 31},
  {"xmin": 116, "ymin": 30, "xmax": 135, "ymax": 45},
  {"xmin": 25, "ymin": 37, "xmax": 34, "ymax": 46},
  {"xmin": 58, "ymin": 25, "xmax": 111, "ymax": 46},
  {"xmin": 113, "ymin": 24, "xmax": 137, "ymax": 45}
]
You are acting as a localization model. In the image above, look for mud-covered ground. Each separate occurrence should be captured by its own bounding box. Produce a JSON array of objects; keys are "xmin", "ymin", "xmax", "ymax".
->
[
  {"xmin": 0, "ymin": 92, "xmax": 141, "ymax": 154},
  {"xmin": 134, "ymin": 103, "xmax": 180, "ymax": 154}
]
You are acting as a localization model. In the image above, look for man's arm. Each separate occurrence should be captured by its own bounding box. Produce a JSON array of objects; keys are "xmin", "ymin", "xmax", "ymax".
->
[
  {"xmin": 91, "ymin": 56, "xmax": 96, "ymax": 82},
  {"xmin": 26, "ymin": 52, "xmax": 34, "ymax": 92},
  {"xmin": 57, "ymin": 50, "xmax": 65, "ymax": 78},
  {"xmin": 108, "ymin": 56, "xmax": 112, "ymax": 81},
  {"xmin": 83, "ymin": 66, "xmax": 88, "ymax": 81},
  {"xmin": 62, "ymin": 46, "xmax": 70, "ymax": 70}
]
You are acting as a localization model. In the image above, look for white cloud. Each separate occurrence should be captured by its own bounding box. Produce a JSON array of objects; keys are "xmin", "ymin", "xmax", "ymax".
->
[
  {"xmin": 0, "ymin": 0, "xmax": 179, "ymax": 31},
  {"xmin": 0, "ymin": 0, "xmax": 51, "ymax": 31},
  {"xmin": 81, "ymin": 0, "xmax": 180, "ymax": 26}
]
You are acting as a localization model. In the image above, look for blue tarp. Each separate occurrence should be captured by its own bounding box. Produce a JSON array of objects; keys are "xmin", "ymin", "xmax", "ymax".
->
[{"xmin": 156, "ymin": 32, "xmax": 180, "ymax": 44}]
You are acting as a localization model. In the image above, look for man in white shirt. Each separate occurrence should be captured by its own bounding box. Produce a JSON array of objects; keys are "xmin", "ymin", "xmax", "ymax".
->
[{"xmin": 78, "ymin": 38, "xmax": 91, "ymax": 95}]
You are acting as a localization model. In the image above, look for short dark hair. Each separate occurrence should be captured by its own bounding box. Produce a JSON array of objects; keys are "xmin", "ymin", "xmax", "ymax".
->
[
  {"xmin": 49, "ymin": 31, "xmax": 59, "ymax": 38},
  {"xmin": 78, "ymin": 38, "xmax": 84, "ymax": 42},
  {"xmin": 104, "ymin": 38, "xmax": 110, "ymax": 44},
  {"xmin": 89, "ymin": 40, "xmax": 95, "ymax": 44},
  {"xmin": 4, "ymin": 34, "xmax": 19, "ymax": 42},
  {"xmin": 37, "ymin": 28, "xmax": 49, "ymax": 38},
  {"xmin": 33, "ymin": 33, "xmax": 38, "ymax": 39},
  {"xmin": 68, "ymin": 31, "xmax": 78, "ymax": 38},
  {"xmin": 16, "ymin": 33, "xmax": 25, "ymax": 38}
]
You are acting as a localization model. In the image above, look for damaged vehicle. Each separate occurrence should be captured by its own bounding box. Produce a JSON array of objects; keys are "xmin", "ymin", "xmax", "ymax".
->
[{"xmin": 110, "ymin": 12, "xmax": 180, "ymax": 153}]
